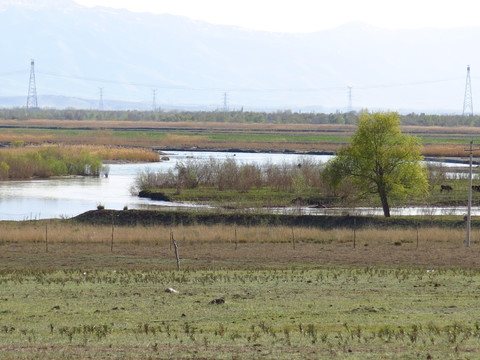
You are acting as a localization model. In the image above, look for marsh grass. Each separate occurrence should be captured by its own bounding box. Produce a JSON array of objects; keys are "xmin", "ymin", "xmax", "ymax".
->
[
  {"xmin": 0, "ymin": 144, "xmax": 159, "ymax": 179},
  {"xmin": 0, "ymin": 144, "xmax": 159, "ymax": 163}
]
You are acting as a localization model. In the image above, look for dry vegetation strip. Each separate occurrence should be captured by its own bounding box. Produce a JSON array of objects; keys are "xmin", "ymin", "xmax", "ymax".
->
[
  {"xmin": 0, "ymin": 119, "xmax": 476, "ymax": 156},
  {"xmin": 1, "ymin": 222, "xmax": 479, "ymax": 270}
]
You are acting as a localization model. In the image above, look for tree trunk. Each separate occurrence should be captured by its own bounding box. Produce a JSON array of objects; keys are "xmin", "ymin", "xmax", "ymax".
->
[{"xmin": 379, "ymin": 190, "xmax": 391, "ymax": 217}]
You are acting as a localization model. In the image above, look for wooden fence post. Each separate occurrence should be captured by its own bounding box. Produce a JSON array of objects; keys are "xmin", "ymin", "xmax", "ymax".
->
[
  {"xmin": 111, "ymin": 213, "xmax": 114, "ymax": 252},
  {"xmin": 291, "ymin": 226, "xmax": 296, "ymax": 250},
  {"xmin": 172, "ymin": 236, "xmax": 180, "ymax": 270},
  {"xmin": 416, "ymin": 226, "xmax": 419, "ymax": 249},
  {"xmin": 353, "ymin": 218, "xmax": 356, "ymax": 249},
  {"xmin": 235, "ymin": 224, "xmax": 238, "ymax": 250}
]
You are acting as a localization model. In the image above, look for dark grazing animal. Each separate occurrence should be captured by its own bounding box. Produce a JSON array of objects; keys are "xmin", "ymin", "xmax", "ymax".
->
[
  {"xmin": 440, "ymin": 185, "xmax": 453, "ymax": 192},
  {"xmin": 472, "ymin": 185, "xmax": 480, "ymax": 192}
]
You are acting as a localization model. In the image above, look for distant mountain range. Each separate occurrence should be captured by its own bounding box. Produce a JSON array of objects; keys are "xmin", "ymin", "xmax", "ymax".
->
[{"xmin": 0, "ymin": 0, "xmax": 478, "ymax": 113}]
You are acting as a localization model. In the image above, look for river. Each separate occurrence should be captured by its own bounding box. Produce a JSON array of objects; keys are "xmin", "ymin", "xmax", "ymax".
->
[{"xmin": 0, "ymin": 151, "xmax": 475, "ymax": 220}]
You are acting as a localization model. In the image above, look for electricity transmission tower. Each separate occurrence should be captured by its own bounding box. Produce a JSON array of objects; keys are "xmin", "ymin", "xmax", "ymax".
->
[
  {"xmin": 99, "ymin": 87, "xmax": 104, "ymax": 110},
  {"xmin": 26, "ymin": 59, "xmax": 38, "ymax": 109},
  {"xmin": 152, "ymin": 89, "xmax": 157, "ymax": 111},
  {"xmin": 347, "ymin": 86, "xmax": 353, "ymax": 112},
  {"xmin": 463, "ymin": 65, "xmax": 473, "ymax": 116},
  {"xmin": 223, "ymin": 92, "xmax": 229, "ymax": 111}
]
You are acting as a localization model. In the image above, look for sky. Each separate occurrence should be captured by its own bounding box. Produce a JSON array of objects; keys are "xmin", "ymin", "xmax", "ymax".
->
[{"xmin": 73, "ymin": 0, "xmax": 480, "ymax": 33}]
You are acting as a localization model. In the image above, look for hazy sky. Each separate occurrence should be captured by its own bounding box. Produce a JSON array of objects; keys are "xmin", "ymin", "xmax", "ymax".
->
[{"xmin": 73, "ymin": 0, "xmax": 480, "ymax": 33}]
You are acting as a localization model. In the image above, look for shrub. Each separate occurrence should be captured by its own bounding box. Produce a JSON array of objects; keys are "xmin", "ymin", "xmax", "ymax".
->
[
  {"xmin": 11, "ymin": 140, "xmax": 24, "ymax": 148},
  {"xmin": 133, "ymin": 157, "xmax": 325, "ymax": 194},
  {"xmin": 0, "ymin": 161, "xmax": 9, "ymax": 180}
]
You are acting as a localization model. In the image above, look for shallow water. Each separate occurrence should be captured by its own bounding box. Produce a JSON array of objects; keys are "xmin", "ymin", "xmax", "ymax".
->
[{"xmin": 0, "ymin": 151, "xmax": 475, "ymax": 220}]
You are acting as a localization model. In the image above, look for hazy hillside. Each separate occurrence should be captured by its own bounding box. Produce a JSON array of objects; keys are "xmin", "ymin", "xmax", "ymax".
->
[{"xmin": 0, "ymin": 0, "xmax": 478, "ymax": 113}]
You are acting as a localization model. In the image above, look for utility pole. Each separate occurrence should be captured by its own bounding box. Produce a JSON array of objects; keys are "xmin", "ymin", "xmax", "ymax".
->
[
  {"xmin": 465, "ymin": 141, "xmax": 480, "ymax": 246},
  {"xmin": 26, "ymin": 59, "xmax": 38, "ymax": 110},
  {"xmin": 463, "ymin": 65, "xmax": 473, "ymax": 116},
  {"xmin": 466, "ymin": 140, "xmax": 473, "ymax": 247}
]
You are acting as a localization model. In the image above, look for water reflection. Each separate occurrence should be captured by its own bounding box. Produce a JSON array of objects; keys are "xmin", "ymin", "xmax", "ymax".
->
[{"xmin": 0, "ymin": 151, "xmax": 476, "ymax": 220}]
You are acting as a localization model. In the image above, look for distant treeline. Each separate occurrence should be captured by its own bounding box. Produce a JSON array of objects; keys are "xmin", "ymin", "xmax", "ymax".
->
[{"xmin": 1, "ymin": 107, "xmax": 478, "ymax": 126}]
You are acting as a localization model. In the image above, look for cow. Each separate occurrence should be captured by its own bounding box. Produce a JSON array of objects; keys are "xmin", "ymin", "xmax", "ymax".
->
[
  {"xmin": 472, "ymin": 185, "xmax": 480, "ymax": 192},
  {"xmin": 440, "ymin": 185, "xmax": 453, "ymax": 192}
]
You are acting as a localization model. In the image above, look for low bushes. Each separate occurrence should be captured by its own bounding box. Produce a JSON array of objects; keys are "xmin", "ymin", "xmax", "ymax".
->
[{"xmin": 133, "ymin": 157, "xmax": 325, "ymax": 194}]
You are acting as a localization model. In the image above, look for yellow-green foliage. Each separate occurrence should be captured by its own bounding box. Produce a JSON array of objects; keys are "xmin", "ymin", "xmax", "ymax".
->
[
  {"xmin": 0, "ymin": 161, "xmax": 9, "ymax": 179},
  {"xmin": 0, "ymin": 145, "xmax": 159, "ymax": 179},
  {"xmin": 0, "ymin": 145, "xmax": 102, "ymax": 178}
]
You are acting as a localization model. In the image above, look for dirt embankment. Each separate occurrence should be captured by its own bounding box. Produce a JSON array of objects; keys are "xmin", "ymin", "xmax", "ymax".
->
[{"xmin": 74, "ymin": 209, "xmax": 468, "ymax": 229}]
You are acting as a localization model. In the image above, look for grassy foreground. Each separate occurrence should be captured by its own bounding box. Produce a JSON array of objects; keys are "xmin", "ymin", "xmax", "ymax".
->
[
  {"xmin": 2, "ymin": 266, "xmax": 480, "ymax": 359},
  {"xmin": 1, "ymin": 219, "xmax": 480, "ymax": 359}
]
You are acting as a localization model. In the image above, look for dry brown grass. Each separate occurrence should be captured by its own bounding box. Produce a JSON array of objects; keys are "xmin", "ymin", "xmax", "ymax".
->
[
  {"xmin": 422, "ymin": 143, "xmax": 467, "ymax": 157},
  {"xmin": 1, "ymin": 222, "xmax": 471, "ymax": 246},
  {"xmin": 0, "ymin": 119, "xmax": 356, "ymax": 132},
  {"xmin": 156, "ymin": 137, "xmax": 343, "ymax": 153},
  {"xmin": 1, "ymin": 221, "xmax": 479, "ymax": 270},
  {"xmin": 0, "ymin": 132, "xmax": 54, "ymax": 144},
  {"xmin": 1, "ymin": 222, "xmax": 478, "ymax": 269},
  {"xmin": 91, "ymin": 146, "xmax": 159, "ymax": 162}
]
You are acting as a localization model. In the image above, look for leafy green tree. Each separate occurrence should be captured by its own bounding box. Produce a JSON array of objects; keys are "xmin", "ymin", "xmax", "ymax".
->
[{"xmin": 323, "ymin": 111, "xmax": 428, "ymax": 217}]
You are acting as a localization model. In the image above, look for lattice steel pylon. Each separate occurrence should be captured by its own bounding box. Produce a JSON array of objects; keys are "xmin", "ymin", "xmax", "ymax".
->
[
  {"xmin": 463, "ymin": 65, "xmax": 473, "ymax": 116},
  {"xmin": 223, "ymin": 92, "xmax": 229, "ymax": 111},
  {"xmin": 152, "ymin": 89, "xmax": 157, "ymax": 111},
  {"xmin": 26, "ymin": 59, "xmax": 38, "ymax": 109},
  {"xmin": 347, "ymin": 86, "xmax": 353, "ymax": 112},
  {"xmin": 99, "ymin": 87, "xmax": 104, "ymax": 110}
]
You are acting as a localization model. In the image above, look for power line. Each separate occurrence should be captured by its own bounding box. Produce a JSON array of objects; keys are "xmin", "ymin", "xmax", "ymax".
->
[
  {"xmin": 34, "ymin": 70, "xmax": 464, "ymax": 93},
  {"xmin": 0, "ymin": 70, "xmax": 25, "ymax": 77},
  {"xmin": 355, "ymin": 77, "xmax": 461, "ymax": 90}
]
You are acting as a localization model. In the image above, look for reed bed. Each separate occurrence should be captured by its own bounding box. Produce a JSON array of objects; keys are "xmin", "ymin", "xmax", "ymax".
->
[
  {"xmin": 0, "ymin": 119, "xmax": 357, "ymax": 132},
  {"xmin": 422, "ymin": 143, "xmax": 467, "ymax": 157},
  {"xmin": 0, "ymin": 144, "xmax": 159, "ymax": 163},
  {"xmin": 0, "ymin": 131, "xmax": 54, "ymax": 144},
  {"xmin": 88, "ymin": 145, "xmax": 159, "ymax": 162}
]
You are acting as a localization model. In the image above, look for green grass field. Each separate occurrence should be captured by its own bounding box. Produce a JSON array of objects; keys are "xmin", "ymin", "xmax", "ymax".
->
[{"xmin": 2, "ymin": 266, "xmax": 480, "ymax": 359}]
